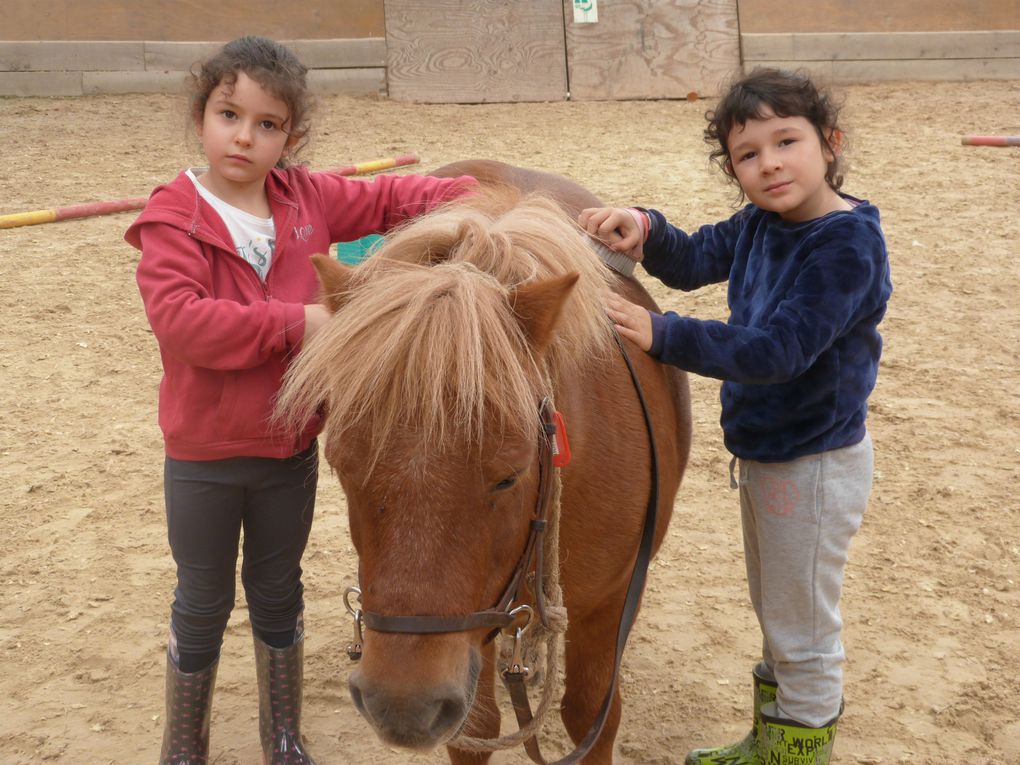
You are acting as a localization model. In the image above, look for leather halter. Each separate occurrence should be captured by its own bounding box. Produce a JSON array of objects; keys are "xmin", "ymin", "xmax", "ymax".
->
[{"xmin": 356, "ymin": 397, "xmax": 559, "ymax": 638}]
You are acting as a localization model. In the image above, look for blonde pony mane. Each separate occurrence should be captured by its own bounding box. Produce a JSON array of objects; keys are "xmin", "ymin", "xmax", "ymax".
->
[{"xmin": 277, "ymin": 188, "xmax": 615, "ymax": 465}]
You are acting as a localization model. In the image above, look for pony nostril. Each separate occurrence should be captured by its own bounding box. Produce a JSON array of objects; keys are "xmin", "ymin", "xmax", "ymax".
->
[
  {"xmin": 348, "ymin": 677, "xmax": 368, "ymax": 718},
  {"xmin": 428, "ymin": 695, "xmax": 467, "ymax": 740}
]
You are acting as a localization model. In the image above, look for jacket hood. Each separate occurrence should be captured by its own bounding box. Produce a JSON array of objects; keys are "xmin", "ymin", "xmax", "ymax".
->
[
  {"xmin": 124, "ymin": 171, "xmax": 198, "ymax": 250},
  {"xmin": 124, "ymin": 168, "xmax": 299, "ymax": 251}
]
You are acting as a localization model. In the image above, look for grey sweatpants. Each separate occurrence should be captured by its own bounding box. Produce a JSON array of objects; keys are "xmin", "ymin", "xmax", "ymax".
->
[{"xmin": 734, "ymin": 432, "xmax": 872, "ymax": 727}]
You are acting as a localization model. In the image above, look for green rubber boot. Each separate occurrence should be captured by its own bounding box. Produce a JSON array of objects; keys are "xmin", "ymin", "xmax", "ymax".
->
[
  {"xmin": 758, "ymin": 702, "xmax": 839, "ymax": 765},
  {"xmin": 685, "ymin": 663, "xmax": 777, "ymax": 765}
]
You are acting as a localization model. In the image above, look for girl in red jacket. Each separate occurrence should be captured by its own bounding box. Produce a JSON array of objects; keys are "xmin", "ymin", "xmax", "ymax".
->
[{"xmin": 126, "ymin": 36, "xmax": 474, "ymax": 764}]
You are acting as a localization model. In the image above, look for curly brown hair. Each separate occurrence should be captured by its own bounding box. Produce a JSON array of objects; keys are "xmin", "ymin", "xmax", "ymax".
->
[
  {"xmin": 189, "ymin": 36, "xmax": 315, "ymax": 167},
  {"xmin": 705, "ymin": 68, "xmax": 846, "ymax": 201}
]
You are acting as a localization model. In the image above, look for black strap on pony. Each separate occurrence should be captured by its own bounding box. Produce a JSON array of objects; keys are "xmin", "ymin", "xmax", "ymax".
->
[{"xmin": 501, "ymin": 325, "xmax": 661, "ymax": 765}]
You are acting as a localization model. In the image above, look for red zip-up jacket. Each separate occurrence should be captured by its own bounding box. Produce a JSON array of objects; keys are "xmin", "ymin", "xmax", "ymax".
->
[{"xmin": 126, "ymin": 166, "xmax": 475, "ymax": 460}]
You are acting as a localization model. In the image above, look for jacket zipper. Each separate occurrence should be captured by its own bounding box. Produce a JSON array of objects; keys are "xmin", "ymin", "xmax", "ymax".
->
[{"xmin": 188, "ymin": 224, "xmax": 273, "ymax": 300}]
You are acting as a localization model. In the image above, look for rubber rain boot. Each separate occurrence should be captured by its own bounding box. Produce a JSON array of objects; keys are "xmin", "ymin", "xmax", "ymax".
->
[
  {"xmin": 254, "ymin": 636, "xmax": 317, "ymax": 764},
  {"xmin": 758, "ymin": 702, "xmax": 839, "ymax": 765},
  {"xmin": 158, "ymin": 652, "xmax": 217, "ymax": 764},
  {"xmin": 685, "ymin": 663, "xmax": 777, "ymax": 765}
]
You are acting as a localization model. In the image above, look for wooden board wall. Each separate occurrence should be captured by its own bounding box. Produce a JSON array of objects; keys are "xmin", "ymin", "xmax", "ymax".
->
[
  {"xmin": 384, "ymin": 0, "xmax": 568, "ymax": 103},
  {"xmin": 742, "ymin": 30, "xmax": 1020, "ymax": 82},
  {"xmin": 565, "ymin": 0, "xmax": 739, "ymax": 99},
  {"xmin": 739, "ymin": 0, "xmax": 1019, "ymax": 83},
  {"xmin": 737, "ymin": 0, "xmax": 1019, "ymax": 33},
  {"xmin": 385, "ymin": 0, "xmax": 741, "ymax": 103},
  {"xmin": 0, "ymin": 0, "xmax": 388, "ymax": 95},
  {"xmin": 0, "ymin": 39, "xmax": 387, "ymax": 97},
  {"xmin": 3, "ymin": 0, "xmax": 1014, "ymax": 97},
  {"xmin": 2, "ymin": 0, "xmax": 385, "ymax": 41}
]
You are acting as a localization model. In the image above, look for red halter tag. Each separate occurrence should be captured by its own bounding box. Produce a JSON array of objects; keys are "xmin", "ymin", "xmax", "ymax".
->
[{"xmin": 551, "ymin": 410, "xmax": 571, "ymax": 468}]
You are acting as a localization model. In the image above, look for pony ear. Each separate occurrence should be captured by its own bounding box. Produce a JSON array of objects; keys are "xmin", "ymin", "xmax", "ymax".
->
[
  {"xmin": 508, "ymin": 272, "xmax": 580, "ymax": 354},
  {"xmin": 310, "ymin": 254, "xmax": 355, "ymax": 314}
]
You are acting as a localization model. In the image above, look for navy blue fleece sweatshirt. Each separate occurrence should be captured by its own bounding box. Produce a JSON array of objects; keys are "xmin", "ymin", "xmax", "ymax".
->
[{"xmin": 641, "ymin": 199, "xmax": 892, "ymax": 462}]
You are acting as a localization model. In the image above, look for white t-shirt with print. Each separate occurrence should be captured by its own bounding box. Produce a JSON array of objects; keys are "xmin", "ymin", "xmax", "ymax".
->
[{"xmin": 187, "ymin": 168, "xmax": 275, "ymax": 282}]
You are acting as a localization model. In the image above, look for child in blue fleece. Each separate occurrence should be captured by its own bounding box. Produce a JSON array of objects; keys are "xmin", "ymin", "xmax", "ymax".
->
[{"xmin": 580, "ymin": 68, "xmax": 891, "ymax": 765}]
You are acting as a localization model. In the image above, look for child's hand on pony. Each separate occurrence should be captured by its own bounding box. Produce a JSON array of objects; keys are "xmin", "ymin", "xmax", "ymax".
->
[
  {"xmin": 578, "ymin": 207, "xmax": 647, "ymax": 261},
  {"xmin": 604, "ymin": 292, "xmax": 654, "ymax": 352}
]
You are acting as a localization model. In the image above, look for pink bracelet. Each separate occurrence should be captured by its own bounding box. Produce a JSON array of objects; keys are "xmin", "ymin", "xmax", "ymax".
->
[{"xmin": 625, "ymin": 208, "xmax": 650, "ymax": 242}]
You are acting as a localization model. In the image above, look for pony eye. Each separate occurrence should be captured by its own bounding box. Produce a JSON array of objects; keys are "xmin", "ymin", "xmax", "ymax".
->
[{"xmin": 492, "ymin": 476, "xmax": 518, "ymax": 492}]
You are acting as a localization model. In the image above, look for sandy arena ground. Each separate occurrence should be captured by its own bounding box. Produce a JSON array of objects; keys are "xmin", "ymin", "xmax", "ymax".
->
[{"xmin": 1, "ymin": 80, "xmax": 1017, "ymax": 764}]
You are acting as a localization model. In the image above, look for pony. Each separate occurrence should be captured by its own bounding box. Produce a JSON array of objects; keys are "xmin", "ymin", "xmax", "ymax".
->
[{"xmin": 276, "ymin": 161, "xmax": 692, "ymax": 763}]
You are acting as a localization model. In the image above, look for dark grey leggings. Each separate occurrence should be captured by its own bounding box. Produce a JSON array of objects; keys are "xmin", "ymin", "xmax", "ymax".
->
[{"xmin": 163, "ymin": 443, "xmax": 317, "ymax": 671}]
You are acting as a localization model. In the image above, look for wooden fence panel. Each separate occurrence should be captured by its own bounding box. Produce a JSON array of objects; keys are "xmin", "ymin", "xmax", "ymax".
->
[
  {"xmin": 384, "ymin": 0, "xmax": 568, "ymax": 103},
  {"xmin": 565, "ymin": 0, "xmax": 741, "ymax": 99},
  {"xmin": 743, "ymin": 30, "xmax": 1020, "ymax": 82},
  {"xmin": 0, "ymin": 39, "xmax": 386, "ymax": 97},
  {"xmin": 736, "ymin": 0, "xmax": 1018, "ymax": 33},
  {"xmin": 742, "ymin": 31, "xmax": 1020, "ymax": 61}
]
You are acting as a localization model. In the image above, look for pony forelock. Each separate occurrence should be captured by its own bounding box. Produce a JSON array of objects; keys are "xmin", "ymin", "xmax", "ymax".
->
[{"xmin": 276, "ymin": 188, "xmax": 615, "ymax": 468}]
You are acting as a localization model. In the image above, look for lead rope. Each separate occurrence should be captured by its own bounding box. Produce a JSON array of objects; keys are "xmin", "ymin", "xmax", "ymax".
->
[{"xmin": 451, "ymin": 393, "xmax": 569, "ymax": 754}]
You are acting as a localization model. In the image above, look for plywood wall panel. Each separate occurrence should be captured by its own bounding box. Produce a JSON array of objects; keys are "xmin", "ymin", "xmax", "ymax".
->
[
  {"xmin": 385, "ymin": 0, "xmax": 567, "ymax": 103},
  {"xmin": 565, "ymin": 0, "xmax": 740, "ymax": 99}
]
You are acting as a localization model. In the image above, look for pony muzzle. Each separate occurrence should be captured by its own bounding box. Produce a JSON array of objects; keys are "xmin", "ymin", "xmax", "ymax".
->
[{"xmin": 347, "ymin": 635, "xmax": 481, "ymax": 750}]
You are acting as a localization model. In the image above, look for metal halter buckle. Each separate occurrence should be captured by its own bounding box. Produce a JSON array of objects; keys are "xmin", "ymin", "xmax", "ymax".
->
[
  {"xmin": 502, "ymin": 604, "xmax": 534, "ymax": 678},
  {"xmin": 343, "ymin": 586, "xmax": 364, "ymax": 661}
]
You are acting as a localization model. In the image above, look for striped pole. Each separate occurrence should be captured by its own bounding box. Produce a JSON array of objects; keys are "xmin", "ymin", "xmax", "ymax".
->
[
  {"xmin": 0, "ymin": 197, "xmax": 152, "ymax": 229},
  {"xmin": 0, "ymin": 154, "xmax": 421, "ymax": 230},
  {"xmin": 330, "ymin": 153, "xmax": 421, "ymax": 176},
  {"xmin": 961, "ymin": 135, "xmax": 1020, "ymax": 147}
]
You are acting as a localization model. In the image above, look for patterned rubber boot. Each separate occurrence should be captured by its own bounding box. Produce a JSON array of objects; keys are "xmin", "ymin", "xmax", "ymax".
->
[
  {"xmin": 254, "ymin": 636, "xmax": 317, "ymax": 764},
  {"xmin": 758, "ymin": 702, "xmax": 840, "ymax": 765},
  {"xmin": 685, "ymin": 663, "xmax": 777, "ymax": 765},
  {"xmin": 158, "ymin": 653, "xmax": 217, "ymax": 764}
]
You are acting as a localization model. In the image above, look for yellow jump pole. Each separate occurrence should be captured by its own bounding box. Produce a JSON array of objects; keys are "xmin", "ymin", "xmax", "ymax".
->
[
  {"xmin": 331, "ymin": 153, "xmax": 420, "ymax": 175},
  {"xmin": 0, "ymin": 209, "xmax": 60, "ymax": 228},
  {"xmin": 0, "ymin": 154, "xmax": 421, "ymax": 230}
]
